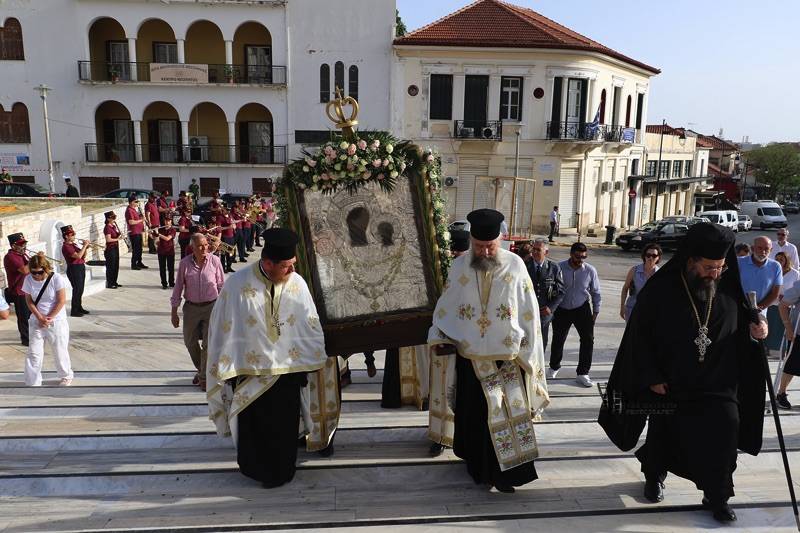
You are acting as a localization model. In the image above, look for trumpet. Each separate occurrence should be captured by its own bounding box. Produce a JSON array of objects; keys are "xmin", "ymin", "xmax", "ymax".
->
[
  {"xmin": 24, "ymin": 249, "xmax": 64, "ymax": 267},
  {"xmin": 79, "ymin": 238, "xmax": 105, "ymax": 250},
  {"xmin": 217, "ymin": 241, "xmax": 236, "ymax": 255}
]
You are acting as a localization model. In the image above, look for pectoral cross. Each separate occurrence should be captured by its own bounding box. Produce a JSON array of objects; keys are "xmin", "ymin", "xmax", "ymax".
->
[
  {"xmin": 476, "ymin": 312, "xmax": 492, "ymax": 338},
  {"xmin": 694, "ymin": 326, "xmax": 712, "ymax": 362},
  {"xmin": 273, "ymin": 316, "xmax": 284, "ymax": 338}
]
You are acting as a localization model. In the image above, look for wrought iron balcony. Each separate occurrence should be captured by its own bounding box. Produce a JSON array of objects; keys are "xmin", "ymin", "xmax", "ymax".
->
[
  {"xmin": 77, "ymin": 61, "xmax": 287, "ymax": 85},
  {"xmin": 453, "ymin": 120, "xmax": 503, "ymax": 141},
  {"xmin": 546, "ymin": 121, "xmax": 631, "ymax": 142},
  {"xmin": 84, "ymin": 143, "xmax": 288, "ymax": 165}
]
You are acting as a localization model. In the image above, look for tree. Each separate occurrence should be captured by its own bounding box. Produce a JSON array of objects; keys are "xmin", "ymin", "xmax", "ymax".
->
[
  {"xmin": 746, "ymin": 144, "xmax": 800, "ymax": 199},
  {"xmin": 396, "ymin": 9, "xmax": 407, "ymax": 36}
]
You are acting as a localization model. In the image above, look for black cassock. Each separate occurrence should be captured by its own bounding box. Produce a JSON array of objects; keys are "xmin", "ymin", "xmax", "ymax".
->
[
  {"xmin": 599, "ymin": 259, "xmax": 765, "ymax": 500},
  {"xmin": 235, "ymin": 372, "xmax": 307, "ymax": 487},
  {"xmin": 453, "ymin": 354, "xmax": 537, "ymax": 487}
]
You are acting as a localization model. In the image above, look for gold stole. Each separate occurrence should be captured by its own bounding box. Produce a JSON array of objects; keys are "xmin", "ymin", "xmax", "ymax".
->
[
  {"xmin": 305, "ymin": 357, "xmax": 340, "ymax": 452},
  {"xmin": 428, "ymin": 353, "xmax": 455, "ymax": 446},
  {"xmin": 472, "ymin": 359, "xmax": 539, "ymax": 471}
]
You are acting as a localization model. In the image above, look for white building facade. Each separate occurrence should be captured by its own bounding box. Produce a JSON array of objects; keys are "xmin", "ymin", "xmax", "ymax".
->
[{"xmin": 0, "ymin": 0, "xmax": 394, "ymax": 198}]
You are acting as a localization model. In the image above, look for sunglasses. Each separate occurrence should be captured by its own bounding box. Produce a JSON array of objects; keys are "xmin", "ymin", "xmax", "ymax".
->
[
  {"xmin": 778, "ymin": 233, "xmax": 787, "ymax": 237},
  {"xmin": 573, "ymin": 254, "xmax": 588, "ymax": 260},
  {"xmin": 645, "ymin": 253, "xmax": 660, "ymax": 258},
  {"xmin": 30, "ymin": 270, "xmax": 45, "ymax": 276}
]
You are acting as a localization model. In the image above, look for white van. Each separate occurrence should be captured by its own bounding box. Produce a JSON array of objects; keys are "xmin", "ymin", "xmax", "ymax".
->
[
  {"xmin": 739, "ymin": 201, "xmax": 788, "ymax": 229},
  {"xmin": 696, "ymin": 210, "xmax": 739, "ymax": 232}
]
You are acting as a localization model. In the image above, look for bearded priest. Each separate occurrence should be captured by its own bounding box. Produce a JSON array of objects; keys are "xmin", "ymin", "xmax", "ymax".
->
[
  {"xmin": 206, "ymin": 228, "xmax": 329, "ymax": 488},
  {"xmin": 429, "ymin": 209, "xmax": 550, "ymax": 493}
]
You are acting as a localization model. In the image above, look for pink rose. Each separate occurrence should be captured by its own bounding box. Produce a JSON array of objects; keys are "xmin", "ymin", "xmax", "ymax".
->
[
  {"xmin": 347, "ymin": 163, "xmax": 355, "ymax": 171},
  {"xmin": 372, "ymin": 159, "xmax": 382, "ymax": 168},
  {"xmin": 427, "ymin": 154, "xmax": 434, "ymax": 162},
  {"xmin": 347, "ymin": 144, "xmax": 357, "ymax": 156},
  {"xmin": 357, "ymin": 139, "xmax": 367, "ymax": 150},
  {"xmin": 377, "ymin": 173, "xmax": 385, "ymax": 180},
  {"xmin": 361, "ymin": 171, "xmax": 371, "ymax": 179},
  {"xmin": 382, "ymin": 159, "xmax": 390, "ymax": 167}
]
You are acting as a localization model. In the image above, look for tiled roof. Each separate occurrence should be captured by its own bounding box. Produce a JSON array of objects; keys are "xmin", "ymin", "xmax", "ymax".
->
[
  {"xmin": 696, "ymin": 135, "xmax": 738, "ymax": 151},
  {"xmin": 394, "ymin": 0, "xmax": 660, "ymax": 74},
  {"xmin": 645, "ymin": 124, "xmax": 686, "ymax": 136}
]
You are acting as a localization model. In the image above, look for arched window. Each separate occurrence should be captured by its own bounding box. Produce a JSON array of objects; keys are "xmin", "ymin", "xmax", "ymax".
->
[
  {"xmin": 625, "ymin": 95, "xmax": 632, "ymax": 128},
  {"xmin": 348, "ymin": 65, "xmax": 359, "ymax": 101},
  {"xmin": 9, "ymin": 103, "xmax": 30, "ymax": 143},
  {"xmin": 1, "ymin": 18, "xmax": 24, "ymax": 60},
  {"xmin": 334, "ymin": 61, "xmax": 345, "ymax": 95},
  {"xmin": 599, "ymin": 89, "xmax": 606, "ymax": 124},
  {"xmin": 320, "ymin": 64, "xmax": 330, "ymax": 103}
]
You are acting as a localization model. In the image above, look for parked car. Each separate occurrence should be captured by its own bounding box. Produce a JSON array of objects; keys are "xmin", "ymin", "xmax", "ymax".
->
[
  {"xmin": 615, "ymin": 222, "xmax": 689, "ymax": 251},
  {"xmin": 660, "ymin": 215, "xmax": 711, "ymax": 225},
  {"xmin": 195, "ymin": 193, "xmax": 252, "ymax": 224},
  {"xmin": 0, "ymin": 182, "xmax": 59, "ymax": 197},
  {"xmin": 96, "ymin": 188, "xmax": 157, "ymax": 201},
  {"xmin": 738, "ymin": 214, "xmax": 752, "ymax": 232},
  {"xmin": 696, "ymin": 210, "xmax": 739, "ymax": 232},
  {"xmin": 783, "ymin": 202, "xmax": 800, "ymax": 214},
  {"xmin": 739, "ymin": 201, "xmax": 788, "ymax": 229}
]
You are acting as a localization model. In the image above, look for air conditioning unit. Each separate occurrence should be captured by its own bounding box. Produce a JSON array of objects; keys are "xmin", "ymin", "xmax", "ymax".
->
[
  {"xmin": 601, "ymin": 182, "xmax": 611, "ymax": 193},
  {"xmin": 613, "ymin": 181, "xmax": 623, "ymax": 191},
  {"xmin": 481, "ymin": 124, "xmax": 498, "ymax": 139},
  {"xmin": 188, "ymin": 136, "xmax": 209, "ymax": 162},
  {"xmin": 444, "ymin": 176, "xmax": 459, "ymax": 187}
]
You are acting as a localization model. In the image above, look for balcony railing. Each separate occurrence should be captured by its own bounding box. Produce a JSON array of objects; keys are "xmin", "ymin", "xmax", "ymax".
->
[
  {"xmin": 546, "ymin": 121, "xmax": 632, "ymax": 142},
  {"xmin": 77, "ymin": 61, "xmax": 287, "ymax": 85},
  {"xmin": 85, "ymin": 143, "xmax": 288, "ymax": 165},
  {"xmin": 453, "ymin": 120, "xmax": 503, "ymax": 141}
]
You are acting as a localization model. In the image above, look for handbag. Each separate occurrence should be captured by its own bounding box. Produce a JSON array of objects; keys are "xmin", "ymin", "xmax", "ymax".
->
[{"xmin": 4, "ymin": 274, "xmax": 22, "ymax": 304}]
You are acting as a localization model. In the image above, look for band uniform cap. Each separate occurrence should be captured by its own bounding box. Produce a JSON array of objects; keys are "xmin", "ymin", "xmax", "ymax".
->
[
  {"xmin": 128, "ymin": 194, "xmax": 138, "ymax": 203},
  {"xmin": 450, "ymin": 229, "xmax": 470, "ymax": 252},
  {"xmin": 261, "ymin": 227, "xmax": 299, "ymax": 262},
  {"xmin": 7, "ymin": 232, "xmax": 26, "ymax": 246},
  {"xmin": 64, "ymin": 177, "xmax": 71, "ymax": 182},
  {"xmin": 466, "ymin": 208, "xmax": 505, "ymax": 241},
  {"xmin": 104, "ymin": 210, "xmax": 116, "ymax": 219},
  {"xmin": 60, "ymin": 225, "xmax": 75, "ymax": 238},
  {"xmin": 684, "ymin": 222, "xmax": 735, "ymax": 260}
]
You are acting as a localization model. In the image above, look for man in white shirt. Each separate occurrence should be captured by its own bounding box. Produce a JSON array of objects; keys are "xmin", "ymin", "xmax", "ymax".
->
[
  {"xmin": 771, "ymin": 229, "xmax": 799, "ymax": 268},
  {"xmin": 548, "ymin": 206, "xmax": 559, "ymax": 242}
]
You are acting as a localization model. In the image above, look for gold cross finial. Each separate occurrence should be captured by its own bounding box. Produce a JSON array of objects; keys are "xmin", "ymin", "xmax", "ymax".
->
[{"xmin": 325, "ymin": 86, "xmax": 359, "ymax": 140}]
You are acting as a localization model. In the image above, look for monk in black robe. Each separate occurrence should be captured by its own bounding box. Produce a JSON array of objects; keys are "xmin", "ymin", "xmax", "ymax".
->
[{"xmin": 599, "ymin": 223, "xmax": 766, "ymax": 522}]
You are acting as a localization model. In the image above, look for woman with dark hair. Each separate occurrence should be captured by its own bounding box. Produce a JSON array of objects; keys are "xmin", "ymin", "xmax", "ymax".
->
[
  {"xmin": 766, "ymin": 251, "xmax": 799, "ymax": 351},
  {"xmin": 620, "ymin": 243, "xmax": 662, "ymax": 321}
]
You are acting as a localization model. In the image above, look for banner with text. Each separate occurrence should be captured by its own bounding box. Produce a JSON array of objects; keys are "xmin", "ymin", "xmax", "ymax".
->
[{"xmin": 150, "ymin": 63, "xmax": 209, "ymax": 84}]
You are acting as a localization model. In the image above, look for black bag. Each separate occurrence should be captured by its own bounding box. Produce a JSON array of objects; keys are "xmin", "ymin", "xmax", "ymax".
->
[{"xmin": 33, "ymin": 273, "xmax": 54, "ymax": 308}]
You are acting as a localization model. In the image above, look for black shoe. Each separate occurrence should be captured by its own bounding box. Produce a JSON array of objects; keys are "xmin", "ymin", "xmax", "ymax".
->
[
  {"xmin": 366, "ymin": 360, "xmax": 377, "ymax": 378},
  {"xmin": 494, "ymin": 482, "xmax": 515, "ymax": 493},
  {"xmin": 162, "ymin": 285, "xmax": 168, "ymax": 290},
  {"xmin": 247, "ymin": 248, "xmax": 255, "ymax": 252},
  {"xmin": 239, "ymin": 258, "xmax": 247, "ymax": 262},
  {"xmin": 429, "ymin": 443, "xmax": 445, "ymax": 457},
  {"xmin": 297, "ymin": 436, "xmax": 307, "ymax": 448},
  {"xmin": 318, "ymin": 444, "xmax": 334, "ymax": 457},
  {"xmin": 169, "ymin": 283, "xmax": 175, "ymax": 288},
  {"xmin": 228, "ymin": 267, "xmax": 235, "ymax": 272},
  {"xmin": 255, "ymin": 243, "xmax": 262, "ymax": 247},
  {"xmin": 644, "ymin": 478, "xmax": 665, "ymax": 503},
  {"xmin": 21, "ymin": 340, "xmax": 29, "ymax": 347},
  {"xmin": 138, "ymin": 264, "xmax": 149, "ymax": 269},
  {"xmin": 80, "ymin": 309, "xmax": 90, "ymax": 315},
  {"xmin": 114, "ymin": 284, "xmax": 122, "ymax": 288},
  {"xmin": 702, "ymin": 498, "xmax": 737, "ymax": 522},
  {"xmin": 131, "ymin": 266, "xmax": 141, "ymax": 270},
  {"xmin": 777, "ymin": 392, "xmax": 792, "ymax": 410},
  {"xmin": 70, "ymin": 311, "xmax": 85, "ymax": 317}
]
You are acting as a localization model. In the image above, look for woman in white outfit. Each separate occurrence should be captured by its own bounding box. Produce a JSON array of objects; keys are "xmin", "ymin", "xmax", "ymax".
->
[{"xmin": 23, "ymin": 254, "xmax": 73, "ymax": 386}]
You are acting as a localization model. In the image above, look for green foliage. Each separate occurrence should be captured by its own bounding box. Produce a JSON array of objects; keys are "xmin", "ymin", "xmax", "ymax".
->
[
  {"xmin": 746, "ymin": 144, "xmax": 800, "ymax": 197},
  {"xmin": 396, "ymin": 9, "xmax": 407, "ymax": 37}
]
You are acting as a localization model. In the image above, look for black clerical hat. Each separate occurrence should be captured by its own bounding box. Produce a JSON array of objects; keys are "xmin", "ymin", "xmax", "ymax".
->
[
  {"xmin": 467, "ymin": 209, "xmax": 504, "ymax": 241},
  {"xmin": 450, "ymin": 229, "xmax": 470, "ymax": 252},
  {"xmin": 262, "ymin": 228, "xmax": 299, "ymax": 262},
  {"xmin": 684, "ymin": 222, "xmax": 735, "ymax": 260}
]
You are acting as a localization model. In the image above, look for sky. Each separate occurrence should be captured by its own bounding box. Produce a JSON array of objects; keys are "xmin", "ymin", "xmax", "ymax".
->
[{"xmin": 396, "ymin": 0, "xmax": 799, "ymax": 144}]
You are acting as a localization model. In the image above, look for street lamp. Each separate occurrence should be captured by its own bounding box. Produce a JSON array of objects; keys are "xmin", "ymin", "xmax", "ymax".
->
[{"xmin": 34, "ymin": 84, "xmax": 55, "ymax": 193}]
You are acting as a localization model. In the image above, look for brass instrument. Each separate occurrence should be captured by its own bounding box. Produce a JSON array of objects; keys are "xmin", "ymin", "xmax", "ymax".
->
[
  {"xmin": 114, "ymin": 222, "xmax": 131, "ymax": 250},
  {"xmin": 79, "ymin": 238, "xmax": 104, "ymax": 251},
  {"xmin": 217, "ymin": 240, "xmax": 236, "ymax": 255},
  {"xmin": 24, "ymin": 249, "xmax": 64, "ymax": 267}
]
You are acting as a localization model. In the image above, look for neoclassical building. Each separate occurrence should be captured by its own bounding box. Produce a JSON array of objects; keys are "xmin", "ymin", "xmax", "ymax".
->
[
  {"xmin": 392, "ymin": 0, "xmax": 660, "ymax": 234},
  {"xmin": 0, "ymin": 0, "xmax": 394, "ymax": 197}
]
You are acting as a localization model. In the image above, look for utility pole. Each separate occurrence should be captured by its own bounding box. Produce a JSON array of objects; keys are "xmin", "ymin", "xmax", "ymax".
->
[
  {"xmin": 35, "ymin": 84, "xmax": 55, "ymax": 193},
  {"xmin": 652, "ymin": 119, "xmax": 666, "ymax": 221}
]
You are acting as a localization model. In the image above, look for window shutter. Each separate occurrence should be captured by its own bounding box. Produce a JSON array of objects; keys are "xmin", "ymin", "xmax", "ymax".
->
[
  {"xmin": 319, "ymin": 64, "xmax": 330, "ymax": 103},
  {"xmin": 348, "ymin": 65, "xmax": 359, "ymax": 101},
  {"xmin": 550, "ymin": 77, "xmax": 562, "ymax": 138},
  {"xmin": 239, "ymin": 122, "xmax": 250, "ymax": 163},
  {"xmin": 147, "ymin": 121, "xmax": 160, "ymax": 162},
  {"xmin": 429, "ymin": 74, "xmax": 453, "ymax": 120},
  {"xmin": 579, "ymin": 79, "xmax": 588, "ymax": 126}
]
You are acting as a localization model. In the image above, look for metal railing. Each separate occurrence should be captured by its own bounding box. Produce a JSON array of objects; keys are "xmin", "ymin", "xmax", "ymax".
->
[
  {"xmin": 546, "ymin": 121, "xmax": 628, "ymax": 142},
  {"xmin": 453, "ymin": 120, "xmax": 503, "ymax": 141},
  {"xmin": 84, "ymin": 143, "xmax": 288, "ymax": 165},
  {"xmin": 77, "ymin": 61, "xmax": 287, "ymax": 85}
]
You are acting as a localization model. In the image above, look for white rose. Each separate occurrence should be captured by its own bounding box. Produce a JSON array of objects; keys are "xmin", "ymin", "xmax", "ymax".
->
[
  {"xmin": 386, "ymin": 144, "xmax": 394, "ymax": 154},
  {"xmin": 339, "ymin": 141, "xmax": 349, "ymax": 149}
]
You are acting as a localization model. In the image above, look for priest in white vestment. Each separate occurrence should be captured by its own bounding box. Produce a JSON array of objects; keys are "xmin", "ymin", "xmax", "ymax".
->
[
  {"xmin": 428, "ymin": 209, "xmax": 550, "ymax": 493},
  {"xmin": 207, "ymin": 228, "xmax": 329, "ymax": 488}
]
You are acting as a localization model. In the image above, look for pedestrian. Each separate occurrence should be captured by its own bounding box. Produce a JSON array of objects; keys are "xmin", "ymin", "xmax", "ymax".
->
[
  {"xmin": 620, "ymin": 243, "xmax": 661, "ymax": 321},
  {"xmin": 548, "ymin": 206, "xmax": 559, "ymax": 242},
  {"xmin": 765, "ymin": 251, "xmax": 799, "ymax": 351},
  {"xmin": 599, "ymin": 223, "xmax": 767, "ymax": 523},
  {"xmin": 206, "ymin": 228, "xmax": 327, "ymax": 488},
  {"xmin": 527, "ymin": 238, "xmax": 565, "ymax": 349},
  {"xmin": 170, "ymin": 232, "xmax": 225, "ymax": 391},
  {"xmin": 777, "ymin": 280, "xmax": 800, "ymax": 409},
  {"xmin": 734, "ymin": 243, "xmax": 750, "ymax": 257},
  {"xmin": 23, "ymin": 254, "xmax": 74, "ymax": 387},
  {"xmin": 155, "ymin": 217, "xmax": 177, "ymax": 289},
  {"xmin": 60, "ymin": 225, "xmax": 89, "ymax": 317},
  {"xmin": 428, "ymin": 208, "xmax": 550, "ymax": 493},
  {"xmin": 548, "ymin": 242, "xmax": 601, "ymax": 387},
  {"xmin": 64, "ymin": 178, "xmax": 80, "ymax": 198},
  {"xmin": 4, "ymin": 232, "xmax": 31, "ymax": 345},
  {"xmin": 770, "ymin": 228, "xmax": 799, "ymax": 267},
  {"xmin": 738, "ymin": 236, "xmax": 782, "ymax": 318},
  {"xmin": 103, "ymin": 211, "xmax": 122, "ymax": 289},
  {"xmin": 125, "ymin": 195, "xmax": 147, "ymax": 270}
]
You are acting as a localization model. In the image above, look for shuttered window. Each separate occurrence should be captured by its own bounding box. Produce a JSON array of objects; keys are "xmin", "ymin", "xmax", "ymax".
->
[{"xmin": 429, "ymin": 74, "xmax": 453, "ymax": 120}]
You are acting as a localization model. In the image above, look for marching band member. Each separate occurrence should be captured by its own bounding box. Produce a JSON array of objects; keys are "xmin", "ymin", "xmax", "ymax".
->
[
  {"xmin": 157, "ymin": 190, "xmax": 172, "ymax": 225},
  {"xmin": 61, "ymin": 225, "xmax": 89, "ymax": 317},
  {"xmin": 125, "ymin": 195, "xmax": 147, "ymax": 270},
  {"xmin": 145, "ymin": 193, "xmax": 160, "ymax": 254},
  {"xmin": 232, "ymin": 200, "xmax": 247, "ymax": 263},
  {"xmin": 242, "ymin": 201, "xmax": 254, "ymax": 254},
  {"xmin": 177, "ymin": 208, "xmax": 193, "ymax": 258},
  {"xmin": 4, "ymin": 232, "xmax": 31, "ymax": 345},
  {"xmin": 103, "ymin": 211, "xmax": 122, "ymax": 289},
  {"xmin": 155, "ymin": 216, "xmax": 177, "ymax": 289},
  {"xmin": 23, "ymin": 254, "xmax": 73, "ymax": 387},
  {"xmin": 216, "ymin": 207, "xmax": 236, "ymax": 273}
]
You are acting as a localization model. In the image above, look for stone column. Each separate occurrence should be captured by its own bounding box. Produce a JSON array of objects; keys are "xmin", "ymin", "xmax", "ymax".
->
[
  {"xmin": 177, "ymin": 39, "xmax": 185, "ymax": 64},
  {"xmin": 127, "ymin": 38, "xmax": 138, "ymax": 81},
  {"xmin": 228, "ymin": 121, "xmax": 237, "ymax": 163},
  {"xmin": 181, "ymin": 121, "xmax": 190, "ymax": 161},
  {"xmin": 133, "ymin": 120, "xmax": 142, "ymax": 162}
]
